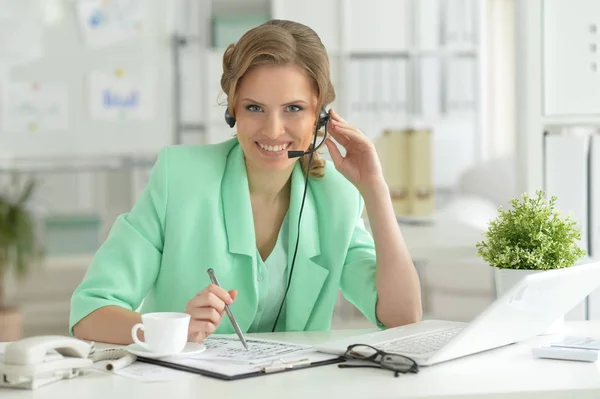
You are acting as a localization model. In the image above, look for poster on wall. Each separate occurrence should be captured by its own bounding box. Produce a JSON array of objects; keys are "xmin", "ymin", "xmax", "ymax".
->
[
  {"xmin": 0, "ymin": 81, "xmax": 70, "ymax": 133},
  {"xmin": 75, "ymin": 0, "xmax": 146, "ymax": 47},
  {"xmin": 0, "ymin": 0, "xmax": 44, "ymax": 67},
  {"xmin": 88, "ymin": 68, "xmax": 155, "ymax": 120}
]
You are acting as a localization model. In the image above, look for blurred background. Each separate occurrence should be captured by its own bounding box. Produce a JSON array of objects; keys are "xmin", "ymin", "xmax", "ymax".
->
[{"xmin": 1, "ymin": 0, "xmax": 596, "ymax": 339}]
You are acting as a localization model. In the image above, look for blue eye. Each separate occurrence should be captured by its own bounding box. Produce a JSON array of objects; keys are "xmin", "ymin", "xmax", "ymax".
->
[
  {"xmin": 286, "ymin": 105, "xmax": 303, "ymax": 112},
  {"xmin": 246, "ymin": 105, "xmax": 262, "ymax": 112}
]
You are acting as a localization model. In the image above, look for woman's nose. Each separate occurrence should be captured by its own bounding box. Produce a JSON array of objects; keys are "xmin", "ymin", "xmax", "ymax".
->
[{"xmin": 264, "ymin": 113, "xmax": 285, "ymax": 138}]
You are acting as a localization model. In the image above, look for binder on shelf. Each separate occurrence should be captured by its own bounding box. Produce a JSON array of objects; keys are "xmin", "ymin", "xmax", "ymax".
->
[
  {"xmin": 590, "ymin": 134, "xmax": 600, "ymax": 259},
  {"xmin": 379, "ymin": 59, "xmax": 396, "ymax": 124},
  {"xmin": 346, "ymin": 0, "xmax": 410, "ymax": 53},
  {"xmin": 375, "ymin": 128, "xmax": 435, "ymax": 218},
  {"xmin": 375, "ymin": 130, "xmax": 410, "ymax": 216},
  {"xmin": 347, "ymin": 58, "xmax": 364, "ymax": 122},
  {"xmin": 391, "ymin": 58, "xmax": 409, "ymax": 116},
  {"xmin": 443, "ymin": 0, "xmax": 476, "ymax": 49},
  {"xmin": 587, "ymin": 134, "xmax": 600, "ymax": 319},
  {"xmin": 415, "ymin": 0, "xmax": 441, "ymax": 51},
  {"xmin": 445, "ymin": 57, "xmax": 475, "ymax": 114},
  {"xmin": 544, "ymin": 133, "xmax": 589, "ymax": 253},
  {"xmin": 363, "ymin": 59, "xmax": 379, "ymax": 125},
  {"xmin": 544, "ymin": 132, "xmax": 590, "ymax": 320},
  {"xmin": 407, "ymin": 128, "xmax": 435, "ymax": 216},
  {"xmin": 418, "ymin": 57, "xmax": 441, "ymax": 118}
]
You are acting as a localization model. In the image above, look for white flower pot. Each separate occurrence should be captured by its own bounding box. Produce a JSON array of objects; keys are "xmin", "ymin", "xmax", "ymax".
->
[{"xmin": 494, "ymin": 268, "xmax": 564, "ymax": 335}]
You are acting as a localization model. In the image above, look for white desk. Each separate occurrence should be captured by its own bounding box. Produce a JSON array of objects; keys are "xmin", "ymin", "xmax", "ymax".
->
[{"xmin": 5, "ymin": 322, "xmax": 600, "ymax": 399}]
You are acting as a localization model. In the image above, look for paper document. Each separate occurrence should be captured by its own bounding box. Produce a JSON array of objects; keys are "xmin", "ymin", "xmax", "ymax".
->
[
  {"xmin": 88, "ymin": 68, "xmax": 155, "ymax": 121},
  {"xmin": 114, "ymin": 362, "xmax": 189, "ymax": 382},
  {"xmin": 169, "ymin": 351, "xmax": 338, "ymax": 378},
  {"xmin": 1, "ymin": 82, "xmax": 70, "ymax": 133},
  {"xmin": 76, "ymin": 0, "xmax": 146, "ymax": 47},
  {"xmin": 134, "ymin": 336, "xmax": 343, "ymax": 379},
  {"xmin": 197, "ymin": 336, "xmax": 312, "ymax": 363},
  {"xmin": 0, "ymin": 0, "xmax": 43, "ymax": 66}
]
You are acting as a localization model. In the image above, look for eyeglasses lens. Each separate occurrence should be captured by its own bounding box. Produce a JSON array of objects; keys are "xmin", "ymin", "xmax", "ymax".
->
[
  {"xmin": 381, "ymin": 354, "xmax": 416, "ymax": 372},
  {"xmin": 347, "ymin": 345, "xmax": 378, "ymax": 360}
]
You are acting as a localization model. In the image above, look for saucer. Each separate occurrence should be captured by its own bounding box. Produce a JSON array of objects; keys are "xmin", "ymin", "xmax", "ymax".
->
[{"xmin": 126, "ymin": 342, "xmax": 206, "ymax": 359}]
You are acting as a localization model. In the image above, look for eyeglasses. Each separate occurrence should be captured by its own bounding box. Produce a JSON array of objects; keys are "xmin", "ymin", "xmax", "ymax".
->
[{"xmin": 338, "ymin": 344, "xmax": 419, "ymax": 377}]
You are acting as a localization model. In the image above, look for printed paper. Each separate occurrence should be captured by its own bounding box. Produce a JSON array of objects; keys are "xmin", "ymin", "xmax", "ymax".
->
[
  {"xmin": 76, "ymin": 0, "xmax": 146, "ymax": 47},
  {"xmin": 88, "ymin": 68, "xmax": 155, "ymax": 120},
  {"xmin": 0, "ymin": 81, "xmax": 69, "ymax": 133},
  {"xmin": 195, "ymin": 336, "xmax": 312, "ymax": 363},
  {"xmin": 0, "ymin": 0, "xmax": 43, "ymax": 66}
]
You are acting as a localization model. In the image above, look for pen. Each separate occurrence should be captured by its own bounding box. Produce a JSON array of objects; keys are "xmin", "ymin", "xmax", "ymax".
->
[
  {"xmin": 207, "ymin": 268, "xmax": 249, "ymax": 350},
  {"xmin": 105, "ymin": 353, "xmax": 136, "ymax": 372},
  {"xmin": 260, "ymin": 358, "xmax": 311, "ymax": 373}
]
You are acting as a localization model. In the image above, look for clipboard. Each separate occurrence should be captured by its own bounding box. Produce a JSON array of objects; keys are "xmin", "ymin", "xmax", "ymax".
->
[{"xmin": 136, "ymin": 353, "xmax": 345, "ymax": 381}]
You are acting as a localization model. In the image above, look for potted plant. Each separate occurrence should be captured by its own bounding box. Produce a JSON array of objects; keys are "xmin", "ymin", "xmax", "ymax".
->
[
  {"xmin": 0, "ymin": 178, "xmax": 44, "ymax": 341},
  {"xmin": 475, "ymin": 190, "xmax": 587, "ymax": 333}
]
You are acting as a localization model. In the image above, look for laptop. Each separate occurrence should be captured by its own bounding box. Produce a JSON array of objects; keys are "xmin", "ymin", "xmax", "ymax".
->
[{"xmin": 316, "ymin": 261, "xmax": 600, "ymax": 366}]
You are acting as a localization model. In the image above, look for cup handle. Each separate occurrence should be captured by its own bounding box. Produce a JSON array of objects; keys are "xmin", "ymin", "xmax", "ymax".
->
[{"xmin": 131, "ymin": 323, "xmax": 149, "ymax": 350}]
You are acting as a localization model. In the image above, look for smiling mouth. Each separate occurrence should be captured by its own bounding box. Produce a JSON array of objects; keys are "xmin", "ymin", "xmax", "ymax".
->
[{"xmin": 255, "ymin": 142, "xmax": 292, "ymax": 153}]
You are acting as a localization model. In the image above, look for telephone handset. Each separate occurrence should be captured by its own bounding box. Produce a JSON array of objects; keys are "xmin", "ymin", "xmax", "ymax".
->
[{"xmin": 0, "ymin": 335, "xmax": 93, "ymax": 390}]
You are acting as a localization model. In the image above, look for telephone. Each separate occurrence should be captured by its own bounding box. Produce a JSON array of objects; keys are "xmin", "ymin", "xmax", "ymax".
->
[{"xmin": 0, "ymin": 335, "xmax": 93, "ymax": 390}]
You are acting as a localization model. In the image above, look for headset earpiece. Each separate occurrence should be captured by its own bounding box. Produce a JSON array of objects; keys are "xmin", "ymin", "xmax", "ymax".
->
[
  {"xmin": 317, "ymin": 108, "xmax": 330, "ymax": 130},
  {"xmin": 224, "ymin": 108, "xmax": 236, "ymax": 128}
]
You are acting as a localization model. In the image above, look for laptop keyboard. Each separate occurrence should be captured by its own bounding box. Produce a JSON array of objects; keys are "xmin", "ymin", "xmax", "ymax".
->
[{"xmin": 375, "ymin": 327, "xmax": 464, "ymax": 355}]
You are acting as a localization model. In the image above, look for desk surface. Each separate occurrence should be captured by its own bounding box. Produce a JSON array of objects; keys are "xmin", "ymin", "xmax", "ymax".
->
[{"xmin": 5, "ymin": 322, "xmax": 600, "ymax": 399}]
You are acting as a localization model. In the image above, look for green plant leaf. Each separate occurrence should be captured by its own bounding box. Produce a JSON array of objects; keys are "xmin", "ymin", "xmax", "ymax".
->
[
  {"xmin": 16, "ymin": 179, "xmax": 36, "ymax": 206},
  {"xmin": 476, "ymin": 190, "xmax": 587, "ymax": 270},
  {"xmin": 0, "ymin": 178, "xmax": 44, "ymax": 295}
]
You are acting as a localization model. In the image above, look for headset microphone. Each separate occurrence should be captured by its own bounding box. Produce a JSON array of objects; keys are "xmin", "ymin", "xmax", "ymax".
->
[{"xmin": 286, "ymin": 150, "xmax": 307, "ymax": 158}]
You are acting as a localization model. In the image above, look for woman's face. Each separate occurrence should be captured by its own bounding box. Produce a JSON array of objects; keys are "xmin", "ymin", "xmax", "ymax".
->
[{"xmin": 234, "ymin": 64, "xmax": 318, "ymax": 173}]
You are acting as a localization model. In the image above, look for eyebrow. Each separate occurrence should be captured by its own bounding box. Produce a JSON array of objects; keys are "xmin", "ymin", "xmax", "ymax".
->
[{"xmin": 240, "ymin": 98, "xmax": 309, "ymax": 106}]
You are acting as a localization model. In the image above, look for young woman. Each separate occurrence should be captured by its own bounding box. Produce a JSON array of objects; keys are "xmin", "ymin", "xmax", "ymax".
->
[{"xmin": 70, "ymin": 19, "xmax": 422, "ymax": 345}]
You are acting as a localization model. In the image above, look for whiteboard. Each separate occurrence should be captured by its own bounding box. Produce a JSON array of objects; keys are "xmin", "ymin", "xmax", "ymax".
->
[{"xmin": 0, "ymin": 0, "xmax": 175, "ymax": 159}]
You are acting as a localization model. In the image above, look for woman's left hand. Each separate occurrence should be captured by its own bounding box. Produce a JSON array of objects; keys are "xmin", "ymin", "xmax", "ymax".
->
[{"xmin": 324, "ymin": 109, "xmax": 386, "ymax": 194}]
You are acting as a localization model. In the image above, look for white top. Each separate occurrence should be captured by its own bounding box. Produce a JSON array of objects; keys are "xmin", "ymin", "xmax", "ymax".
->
[
  {"xmin": 248, "ymin": 212, "xmax": 290, "ymax": 333},
  {"xmin": 4, "ymin": 322, "xmax": 600, "ymax": 399}
]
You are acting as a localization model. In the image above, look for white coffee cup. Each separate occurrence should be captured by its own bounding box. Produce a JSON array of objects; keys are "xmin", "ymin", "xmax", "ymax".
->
[{"xmin": 131, "ymin": 312, "xmax": 190, "ymax": 354}]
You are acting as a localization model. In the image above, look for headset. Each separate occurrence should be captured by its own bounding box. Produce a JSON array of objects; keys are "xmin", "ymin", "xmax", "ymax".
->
[{"xmin": 224, "ymin": 106, "xmax": 330, "ymax": 332}]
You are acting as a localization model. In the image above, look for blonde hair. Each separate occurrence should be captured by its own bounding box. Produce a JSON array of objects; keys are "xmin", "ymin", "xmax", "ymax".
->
[{"xmin": 220, "ymin": 19, "xmax": 336, "ymax": 178}]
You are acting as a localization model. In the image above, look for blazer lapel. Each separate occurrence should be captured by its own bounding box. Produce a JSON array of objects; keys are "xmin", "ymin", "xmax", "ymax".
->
[
  {"xmin": 221, "ymin": 146, "xmax": 329, "ymax": 332},
  {"xmin": 221, "ymin": 143, "xmax": 258, "ymax": 332},
  {"xmin": 282, "ymin": 163, "xmax": 329, "ymax": 331}
]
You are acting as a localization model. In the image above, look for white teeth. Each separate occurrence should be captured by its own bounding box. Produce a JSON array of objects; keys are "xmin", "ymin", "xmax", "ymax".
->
[{"xmin": 258, "ymin": 143, "xmax": 289, "ymax": 152}]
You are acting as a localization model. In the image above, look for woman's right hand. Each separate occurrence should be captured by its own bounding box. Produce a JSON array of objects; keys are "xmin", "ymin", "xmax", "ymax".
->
[{"xmin": 185, "ymin": 284, "xmax": 237, "ymax": 343}]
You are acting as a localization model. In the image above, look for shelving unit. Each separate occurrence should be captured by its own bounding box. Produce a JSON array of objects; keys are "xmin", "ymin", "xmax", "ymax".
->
[{"xmin": 515, "ymin": 0, "xmax": 600, "ymax": 322}]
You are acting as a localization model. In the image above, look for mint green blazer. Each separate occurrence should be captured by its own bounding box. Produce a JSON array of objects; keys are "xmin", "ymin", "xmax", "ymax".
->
[{"xmin": 69, "ymin": 138, "xmax": 381, "ymax": 334}]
